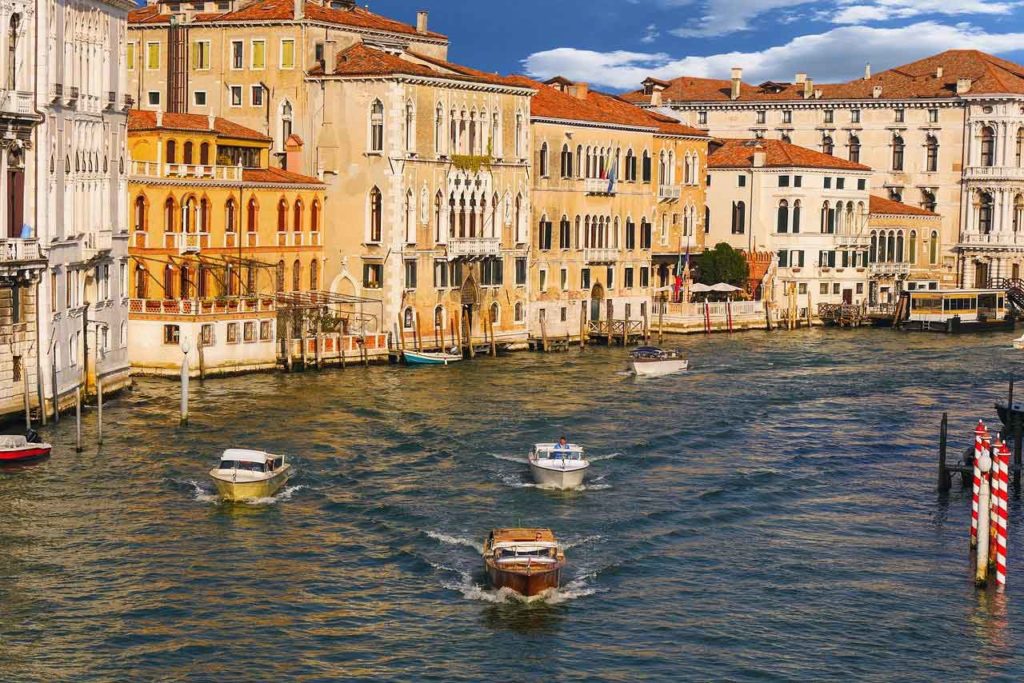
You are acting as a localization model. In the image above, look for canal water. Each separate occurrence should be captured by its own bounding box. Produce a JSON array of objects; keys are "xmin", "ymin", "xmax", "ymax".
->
[{"xmin": 1, "ymin": 329, "xmax": 1023, "ymax": 681}]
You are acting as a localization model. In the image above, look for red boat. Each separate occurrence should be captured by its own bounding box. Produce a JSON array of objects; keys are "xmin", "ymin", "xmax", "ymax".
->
[{"xmin": 0, "ymin": 435, "xmax": 52, "ymax": 463}]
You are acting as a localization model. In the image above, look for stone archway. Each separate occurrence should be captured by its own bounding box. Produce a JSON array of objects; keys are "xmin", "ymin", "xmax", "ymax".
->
[{"xmin": 590, "ymin": 283, "xmax": 605, "ymax": 322}]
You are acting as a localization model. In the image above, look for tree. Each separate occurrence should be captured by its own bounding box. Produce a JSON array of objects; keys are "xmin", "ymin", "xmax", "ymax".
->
[{"xmin": 697, "ymin": 242, "xmax": 748, "ymax": 287}]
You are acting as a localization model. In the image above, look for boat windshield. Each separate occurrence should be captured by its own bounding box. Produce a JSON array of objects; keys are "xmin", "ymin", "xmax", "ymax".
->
[
  {"xmin": 218, "ymin": 460, "xmax": 266, "ymax": 472},
  {"xmin": 496, "ymin": 547, "xmax": 558, "ymax": 560},
  {"xmin": 537, "ymin": 447, "xmax": 584, "ymax": 460}
]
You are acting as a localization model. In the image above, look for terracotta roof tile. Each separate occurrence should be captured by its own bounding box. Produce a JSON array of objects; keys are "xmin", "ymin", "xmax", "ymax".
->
[
  {"xmin": 708, "ymin": 138, "xmax": 871, "ymax": 171},
  {"xmin": 130, "ymin": 0, "xmax": 446, "ymax": 39},
  {"xmin": 506, "ymin": 76, "xmax": 706, "ymax": 136},
  {"xmin": 869, "ymin": 194, "xmax": 938, "ymax": 217},
  {"xmin": 311, "ymin": 44, "xmax": 521, "ymax": 89},
  {"xmin": 624, "ymin": 50, "xmax": 1024, "ymax": 103},
  {"xmin": 243, "ymin": 167, "xmax": 324, "ymax": 185},
  {"xmin": 128, "ymin": 109, "xmax": 272, "ymax": 142}
]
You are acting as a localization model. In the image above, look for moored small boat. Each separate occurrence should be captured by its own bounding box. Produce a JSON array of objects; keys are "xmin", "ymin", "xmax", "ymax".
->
[
  {"xmin": 0, "ymin": 435, "xmax": 52, "ymax": 463},
  {"xmin": 1013, "ymin": 334, "xmax": 1024, "ymax": 350},
  {"xmin": 483, "ymin": 528, "xmax": 565, "ymax": 598},
  {"xmin": 629, "ymin": 346, "xmax": 688, "ymax": 377},
  {"xmin": 528, "ymin": 443, "xmax": 589, "ymax": 489},
  {"xmin": 209, "ymin": 449, "xmax": 291, "ymax": 502},
  {"xmin": 403, "ymin": 350, "xmax": 463, "ymax": 365}
]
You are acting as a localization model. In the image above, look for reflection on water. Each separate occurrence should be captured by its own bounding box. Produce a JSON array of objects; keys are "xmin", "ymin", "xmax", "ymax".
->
[{"xmin": 1, "ymin": 329, "xmax": 1024, "ymax": 680}]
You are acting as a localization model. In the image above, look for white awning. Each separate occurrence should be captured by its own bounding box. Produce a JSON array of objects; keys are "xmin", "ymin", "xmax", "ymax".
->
[
  {"xmin": 221, "ymin": 449, "xmax": 272, "ymax": 464},
  {"xmin": 492, "ymin": 541, "xmax": 559, "ymax": 551}
]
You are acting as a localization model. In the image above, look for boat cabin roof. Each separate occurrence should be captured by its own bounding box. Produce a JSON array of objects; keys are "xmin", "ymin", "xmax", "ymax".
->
[
  {"xmin": 491, "ymin": 528, "xmax": 557, "ymax": 544},
  {"xmin": 909, "ymin": 288, "xmax": 1004, "ymax": 296},
  {"xmin": 220, "ymin": 448, "xmax": 273, "ymax": 464},
  {"xmin": 535, "ymin": 443, "xmax": 584, "ymax": 454}
]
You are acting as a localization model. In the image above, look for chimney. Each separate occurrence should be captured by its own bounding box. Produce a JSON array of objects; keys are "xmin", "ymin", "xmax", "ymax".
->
[
  {"xmin": 730, "ymin": 67, "xmax": 742, "ymax": 100},
  {"xmin": 651, "ymin": 89, "xmax": 662, "ymax": 107},
  {"xmin": 872, "ymin": 85, "xmax": 883, "ymax": 99},
  {"xmin": 208, "ymin": 113, "xmax": 216, "ymax": 129},
  {"xmin": 294, "ymin": 0, "xmax": 303, "ymax": 20},
  {"xmin": 864, "ymin": 63, "xmax": 871, "ymax": 80},
  {"xmin": 285, "ymin": 134, "xmax": 303, "ymax": 172},
  {"xmin": 752, "ymin": 145, "xmax": 766, "ymax": 168},
  {"xmin": 155, "ymin": 109, "xmax": 163, "ymax": 127},
  {"xmin": 803, "ymin": 78, "xmax": 813, "ymax": 100},
  {"xmin": 935, "ymin": 66, "xmax": 943, "ymax": 79},
  {"xmin": 957, "ymin": 77, "xmax": 972, "ymax": 95},
  {"xmin": 794, "ymin": 72, "xmax": 806, "ymax": 85},
  {"xmin": 571, "ymin": 82, "xmax": 589, "ymax": 100},
  {"xmin": 416, "ymin": 10, "xmax": 428, "ymax": 34},
  {"xmin": 323, "ymin": 41, "xmax": 336, "ymax": 75}
]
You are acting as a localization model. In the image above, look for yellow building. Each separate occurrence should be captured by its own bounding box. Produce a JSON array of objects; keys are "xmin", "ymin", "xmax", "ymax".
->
[
  {"xmin": 867, "ymin": 194, "xmax": 952, "ymax": 304},
  {"xmin": 306, "ymin": 44, "xmax": 536, "ymax": 353},
  {"xmin": 514, "ymin": 77, "xmax": 709, "ymax": 342},
  {"xmin": 127, "ymin": 110, "xmax": 330, "ymax": 375}
]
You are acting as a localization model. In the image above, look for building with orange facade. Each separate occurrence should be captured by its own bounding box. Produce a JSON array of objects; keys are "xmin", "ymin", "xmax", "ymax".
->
[{"xmin": 127, "ymin": 110, "xmax": 335, "ymax": 375}]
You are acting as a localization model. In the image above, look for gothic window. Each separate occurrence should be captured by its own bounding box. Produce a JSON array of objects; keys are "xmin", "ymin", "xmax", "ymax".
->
[
  {"xmin": 979, "ymin": 192, "xmax": 994, "ymax": 234},
  {"xmin": 311, "ymin": 200, "xmax": 320, "ymax": 232},
  {"xmin": 625, "ymin": 149, "xmax": 636, "ymax": 182},
  {"xmin": 642, "ymin": 150, "xmax": 652, "ymax": 183},
  {"xmin": 225, "ymin": 198, "xmax": 236, "ymax": 232},
  {"xmin": 292, "ymin": 259, "xmax": 301, "ymax": 291},
  {"xmin": 792, "ymin": 200, "xmax": 801, "ymax": 234},
  {"xmin": 166, "ymin": 140, "xmax": 176, "ymax": 164},
  {"xmin": 7, "ymin": 14, "xmax": 19, "ymax": 90},
  {"xmin": 930, "ymin": 231, "xmax": 939, "ymax": 265},
  {"xmin": 908, "ymin": 230, "xmax": 917, "ymax": 263},
  {"xmin": 560, "ymin": 144, "xmax": 573, "ymax": 178},
  {"xmin": 369, "ymin": 100, "xmax": 384, "ymax": 152},
  {"xmin": 310, "ymin": 259, "xmax": 318, "ymax": 290},
  {"xmin": 435, "ymin": 104, "xmax": 444, "ymax": 154},
  {"xmin": 134, "ymin": 196, "xmax": 146, "ymax": 232},
  {"xmin": 777, "ymin": 199, "xmax": 789, "ymax": 233},
  {"xmin": 276, "ymin": 260, "xmax": 285, "ymax": 292},
  {"xmin": 539, "ymin": 142, "xmax": 549, "ymax": 177},
  {"xmin": 293, "ymin": 200, "xmax": 303, "ymax": 231},
  {"xmin": 164, "ymin": 198, "xmax": 175, "ymax": 232},
  {"xmin": 277, "ymin": 199, "xmax": 288, "ymax": 231},
  {"xmin": 247, "ymin": 198, "xmax": 258, "ymax": 232},
  {"xmin": 405, "ymin": 101, "xmax": 415, "ymax": 152},
  {"xmin": 369, "ymin": 187, "xmax": 382, "ymax": 242}
]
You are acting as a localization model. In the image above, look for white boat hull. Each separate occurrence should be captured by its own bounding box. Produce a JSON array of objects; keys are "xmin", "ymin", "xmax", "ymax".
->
[
  {"xmin": 631, "ymin": 359, "xmax": 689, "ymax": 377},
  {"xmin": 529, "ymin": 461, "xmax": 589, "ymax": 489}
]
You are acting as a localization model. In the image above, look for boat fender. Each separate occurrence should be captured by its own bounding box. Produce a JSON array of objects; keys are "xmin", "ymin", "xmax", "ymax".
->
[{"xmin": 25, "ymin": 429, "xmax": 40, "ymax": 444}]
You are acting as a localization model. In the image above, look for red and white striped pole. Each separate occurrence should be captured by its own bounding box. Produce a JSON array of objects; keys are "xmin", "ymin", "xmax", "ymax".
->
[
  {"xmin": 976, "ymin": 443, "xmax": 994, "ymax": 587},
  {"xmin": 989, "ymin": 436, "xmax": 1003, "ymax": 569},
  {"xmin": 995, "ymin": 440, "xmax": 1011, "ymax": 590},
  {"xmin": 971, "ymin": 420, "xmax": 988, "ymax": 549}
]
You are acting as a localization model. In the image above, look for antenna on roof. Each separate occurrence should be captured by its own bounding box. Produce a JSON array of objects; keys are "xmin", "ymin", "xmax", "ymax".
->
[{"xmin": 864, "ymin": 63, "xmax": 871, "ymax": 80}]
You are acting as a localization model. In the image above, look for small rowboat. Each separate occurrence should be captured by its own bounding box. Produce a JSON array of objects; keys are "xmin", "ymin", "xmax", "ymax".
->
[
  {"xmin": 209, "ymin": 449, "xmax": 291, "ymax": 502},
  {"xmin": 403, "ymin": 350, "xmax": 462, "ymax": 365},
  {"xmin": 629, "ymin": 346, "xmax": 688, "ymax": 377},
  {"xmin": 483, "ymin": 528, "xmax": 565, "ymax": 598},
  {"xmin": 529, "ymin": 443, "xmax": 589, "ymax": 489},
  {"xmin": 1012, "ymin": 334, "xmax": 1024, "ymax": 350},
  {"xmin": 0, "ymin": 435, "xmax": 52, "ymax": 463}
]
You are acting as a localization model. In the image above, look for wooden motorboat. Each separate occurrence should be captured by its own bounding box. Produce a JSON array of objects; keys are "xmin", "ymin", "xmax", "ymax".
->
[
  {"xmin": 528, "ymin": 443, "xmax": 589, "ymax": 489},
  {"xmin": 403, "ymin": 350, "xmax": 462, "ymax": 365},
  {"xmin": 209, "ymin": 449, "xmax": 291, "ymax": 502},
  {"xmin": 0, "ymin": 435, "xmax": 51, "ymax": 463},
  {"xmin": 629, "ymin": 346, "xmax": 688, "ymax": 377},
  {"xmin": 1013, "ymin": 334, "xmax": 1024, "ymax": 350},
  {"xmin": 483, "ymin": 528, "xmax": 565, "ymax": 598}
]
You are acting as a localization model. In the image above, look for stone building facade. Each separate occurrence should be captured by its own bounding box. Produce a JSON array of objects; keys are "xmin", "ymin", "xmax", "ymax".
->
[
  {"xmin": 626, "ymin": 50, "xmax": 1024, "ymax": 289},
  {"xmin": 515, "ymin": 76, "xmax": 708, "ymax": 342}
]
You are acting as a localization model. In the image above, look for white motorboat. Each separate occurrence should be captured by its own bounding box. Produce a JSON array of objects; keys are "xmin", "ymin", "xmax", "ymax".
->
[
  {"xmin": 629, "ymin": 347, "xmax": 689, "ymax": 377},
  {"xmin": 528, "ymin": 443, "xmax": 589, "ymax": 489},
  {"xmin": 1013, "ymin": 334, "xmax": 1024, "ymax": 349},
  {"xmin": 209, "ymin": 449, "xmax": 291, "ymax": 502}
]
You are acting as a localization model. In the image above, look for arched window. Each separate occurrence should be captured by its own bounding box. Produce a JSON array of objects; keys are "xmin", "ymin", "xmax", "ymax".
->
[
  {"xmin": 293, "ymin": 199, "xmax": 303, "ymax": 232},
  {"xmin": 311, "ymin": 200, "xmax": 320, "ymax": 232},
  {"xmin": 849, "ymin": 135, "xmax": 860, "ymax": 163},
  {"xmin": 406, "ymin": 190, "xmax": 416, "ymax": 243},
  {"xmin": 658, "ymin": 151, "xmax": 667, "ymax": 185},
  {"xmin": 777, "ymin": 199, "xmax": 789, "ymax": 233},
  {"xmin": 539, "ymin": 142, "xmax": 549, "ymax": 177},
  {"xmin": 434, "ymin": 104, "xmax": 444, "ymax": 154},
  {"xmin": 929, "ymin": 230, "xmax": 939, "ymax": 265},
  {"xmin": 792, "ymin": 200, "xmax": 801, "ymax": 234},
  {"xmin": 490, "ymin": 302, "xmax": 500, "ymax": 325},
  {"xmin": 560, "ymin": 144, "xmax": 573, "ymax": 178},
  {"xmin": 135, "ymin": 263, "xmax": 147, "ymax": 299},
  {"xmin": 179, "ymin": 265, "xmax": 192, "ymax": 300},
  {"xmin": 896, "ymin": 232, "xmax": 904, "ymax": 263},
  {"xmin": 980, "ymin": 126, "xmax": 995, "ymax": 167},
  {"xmin": 164, "ymin": 197, "xmax": 175, "ymax": 232},
  {"xmin": 576, "ymin": 145, "xmax": 583, "ymax": 179},
  {"xmin": 822, "ymin": 135, "xmax": 834, "ymax": 156},
  {"xmin": 7, "ymin": 14, "xmax": 19, "ymax": 90},
  {"xmin": 870, "ymin": 232, "xmax": 878, "ymax": 263},
  {"xmin": 199, "ymin": 197, "xmax": 210, "ymax": 232},
  {"xmin": 369, "ymin": 187, "xmax": 382, "ymax": 241},
  {"xmin": 514, "ymin": 111, "xmax": 523, "ymax": 157},
  {"xmin": 1014, "ymin": 195, "xmax": 1024, "ymax": 232},
  {"xmin": 514, "ymin": 194, "xmax": 523, "ymax": 243},
  {"xmin": 276, "ymin": 260, "xmax": 285, "ymax": 292},
  {"xmin": 405, "ymin": 100, "xmax": 415, "ymax": 152},
  {"xmin": 165, "ymin": 140, "xmax": 176, "ymax": 164},
  {"xmin": 1017, "ymin": 128, "xmax": 1024, "ymax": 167},
  {"xmin": 183, "ymin": 141, "xmax": 194, "ymax": 165},
  {"xmin": 625, "ymin": 149, "xmax": 636, "ymax": 182},
  {"xmin": 369, "ymin": 100, "xmax": 384, "ymax": 152},
  {"xmin": 925, "ymin": 135, "xmax": 939, "ymax": 173},
  {"xmin": 247, "ymin": 198, "xmax": 258, "ymax": 233},
  {"xmin": 292, "ymin": 259, "xmax": 301, "ymax": 291},
  {"xmin": 134, "ymin": 196, "xmax": 146, "ymax": 232},
  {"xmin": 731, "ymin": 201, "xmax": 745, "ymax": 234},
  {"xmin": 515, "ymin": 301, "xmax": 524, "ymax": 322},
  {"xmin": 892, "ymin": 135, "xmax": 905, "ymax": 171},
  {"xmin": 200, "ymin": 142, "xmax": 210, "ymax": 165},
  {"xmin": 434, "ymin": 306, "xmax": 444, "ymax": 328},
  {"xmin": 277, "ymin": 199, "xmax": 288, "ymax": 232},
  {"xmin": 886, "ymin": 232, "xmax": 896, "ymax": 263},
  {"xmin": 979, "ymin": 192, "xmax": 994, "ymax": 234},
  {"xmin": 182, "ymin": 197, "xmax": 196, "ymax": 233},
  {"xmin": 642, "ymin": 150, "xmax": 652, "ymax": 183},
  {"xmin": 310, "ymin": 259, "xmax": 319, "ymax": 290},
  {"xmin": 163, "ymin": 264, "xmax": 174, "ymax": 299},
  {"xmin": 821, "ymin": 201, "xmax": 833, "ymax": 234},
  {"xmin": 198, "ymin": 266, "xmax": 209, "ymax": 299},
  {"xmin": 434, "ymin": 191, "xmax": 443, "ymax": 242},
  {"xmin": 908, "ymin": 230, "xmax": 917, "ymax": 263}
]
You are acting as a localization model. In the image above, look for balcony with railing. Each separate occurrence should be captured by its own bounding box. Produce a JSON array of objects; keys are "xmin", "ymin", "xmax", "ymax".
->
[
  {"xmin": 835, "ymin": 233, "xmax": 870, "ymax": 247},
  {"xmin": 958, "ymin": 231, "xmax": 1024, "ymax": 248},
  {"xmin": 963, "ymin": 166, "xmax": 1024, "ymax": 182},
  {"xmin": 658, "ymin": 185, "xmax": 681, "ymax": 202},
  {"xmin": 0, "ymin": 238, "xmax": 41, "ymax": 263},
  {"xmin": 130, "ymin": 297, "xmax": 277, "ymax": 319},
  {"xmin": 584, "ymin": 178, "xmax": 616, "ymax": 195},
  {"xmin": 162, "ymin": 232, "xmax": 210, "ymax": 254},
  {"xmin": 447, "ymin": 236, "xmax": 501, "ymax": 259},
  {"xmin": 80, "ymin": 230, "xmax": 114, "ymax": 261},
  {"xmin": 868, "ymin": 262, "xmax": 911, "ymax": 277},
  {"xmin": 0, "ymin": 90, "xmax": 34, "ymax": 116},
  {"xmin": 131, "ymin": 160, "xmax": 244, "ymax": 182},
  {"xmin": 276, "ymin": 231, "xmax": 323, "ymax": 247},
  {"xmin": 584, "ymin": 247, "xmax": 618, "ymax": 264},
  {"xmin": 0, "ymin": 238, "xmax": 44, "ymax": 282}
]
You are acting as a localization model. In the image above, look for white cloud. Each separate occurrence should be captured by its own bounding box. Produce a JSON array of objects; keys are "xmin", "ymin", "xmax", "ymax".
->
[
  {"xmin": 831, "ymin": 0, "xmax": 1021, "ymax": 24},
  {"xmin": 641, "ymin": 24, "xmax": 661, "ymax": 44},
  {"xmin": 522, "ymin": 21, "xmax": 1024, "ymax": 91}
]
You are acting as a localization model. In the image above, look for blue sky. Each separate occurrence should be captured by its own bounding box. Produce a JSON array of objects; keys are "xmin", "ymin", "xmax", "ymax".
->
[{"xmin": 370, "ymin": 0, "xmax": 1024, "ymax": 91}]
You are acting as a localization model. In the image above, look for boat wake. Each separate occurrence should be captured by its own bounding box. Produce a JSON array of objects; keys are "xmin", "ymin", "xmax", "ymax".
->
[
  {"xmin": 488, "ymin": 452, "xmax": 529, "ymax": 464},
  {"xmin": 589, "ymin": 452, "xmax": 621, "ymax": 462},
  {"xmin": 243, "ymin": 485, "xmax": 305, "ymax": 506},
  {"xmin": 441, "ymin": 571, "xmax": 602, "ymax": 604},
  {"xmin": 185, "ymin": 479, "xmax": 219, "ymax": 503},
  {"xmin": 183, "ymin": 479, "xmax": 305, "ymax": 506},
  {"xmin": 563, "ymin": 534, "xmax": 602, "ymax": 550},
  {"xmin": 424, "ymin": 530, "xmax": 483, "ymax": 553}
]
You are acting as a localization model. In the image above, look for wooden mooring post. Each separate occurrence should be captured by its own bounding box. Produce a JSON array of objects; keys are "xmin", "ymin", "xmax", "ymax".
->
[
  {"xmin": 97, "ymin": 379, "xmax": 103, "ymax": 446},
  {"xmin": 488, "ymin": 312, "xmax": 497, "ymax": 357},
  {"xmin": 937, "ymin": 412, "xmax": 950, "ymax": 493},
  {"xmin": 75, "ymin": 387, "xmax": 82, "ymax": 453},
  {"xmin": 658, "ymin": 298, "xmax": 664, "ymax": 344}
]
